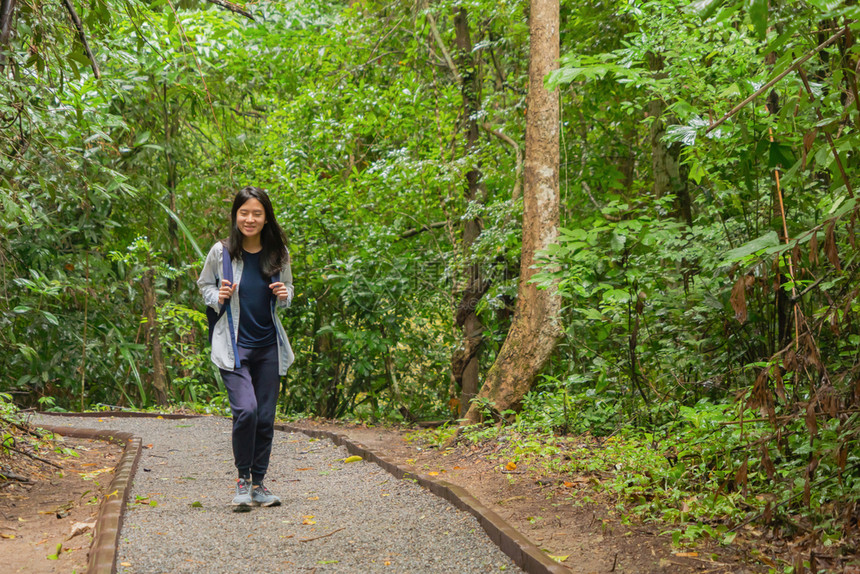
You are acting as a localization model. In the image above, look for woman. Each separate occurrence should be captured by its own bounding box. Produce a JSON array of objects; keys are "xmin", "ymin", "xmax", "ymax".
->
[{"xmin": 198, "ymin": 186, "xmax": 294, "ymax": 511}]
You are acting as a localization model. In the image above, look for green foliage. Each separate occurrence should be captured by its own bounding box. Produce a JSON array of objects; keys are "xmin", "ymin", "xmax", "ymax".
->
[{"xmin": 2, "ymin": 0, "xmax": 860, "ymax": 559}]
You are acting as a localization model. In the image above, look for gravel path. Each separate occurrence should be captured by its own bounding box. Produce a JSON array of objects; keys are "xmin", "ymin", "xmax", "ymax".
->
[{"xmin": 33, "ymin": 415, "xmax": 522, "ymax": 573}]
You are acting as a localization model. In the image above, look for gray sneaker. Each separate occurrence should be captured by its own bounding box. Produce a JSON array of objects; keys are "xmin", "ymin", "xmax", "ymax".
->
[
  {"xmin": 251, "ymin": 482, "xmax": 281, "ymax": 507},
  {"xmin": 232, "ymin": 478, "xmax": 252, "ymax": 512}
]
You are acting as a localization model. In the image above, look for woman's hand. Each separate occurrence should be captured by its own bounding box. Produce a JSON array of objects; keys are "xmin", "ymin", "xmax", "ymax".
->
[
  {"xmin": 218, "ymin": 279, "xmax": 237, "ymax": 305},
  {"xmin": 269, "ymin": 281, "xmax": 289, "ymax": 302}
]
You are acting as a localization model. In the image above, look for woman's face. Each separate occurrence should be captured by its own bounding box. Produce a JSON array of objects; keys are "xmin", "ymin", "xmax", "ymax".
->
[{"xmin": 236, "ymin": 198, "xmax": 267, "ymax": 239}]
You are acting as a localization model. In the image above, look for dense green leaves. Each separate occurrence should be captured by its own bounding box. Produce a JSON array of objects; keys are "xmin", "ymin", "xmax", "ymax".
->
[{"xmin": 2, "ymin": 0, "xmax": 860, "ymax": 558}]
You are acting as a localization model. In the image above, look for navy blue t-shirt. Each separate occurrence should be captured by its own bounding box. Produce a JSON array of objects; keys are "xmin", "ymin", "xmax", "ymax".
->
[{"xmin": 237, "ymin": 250, "xmax": 276, "ymax": 348}]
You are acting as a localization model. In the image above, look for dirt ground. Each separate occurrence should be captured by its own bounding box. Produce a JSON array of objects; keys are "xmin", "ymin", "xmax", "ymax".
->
[
  {"xmin": 0, "ymin": 434, "xmax": 121, "ymax": 574},
  {"xmin": 289, "ymin": 419, "xmax": 770, "ymax": 574}
]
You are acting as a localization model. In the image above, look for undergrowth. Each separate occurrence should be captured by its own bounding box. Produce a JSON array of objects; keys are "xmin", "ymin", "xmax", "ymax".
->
[{"xmin": 408, "ymin": 389, "xmax": 860, "ymax": 572}]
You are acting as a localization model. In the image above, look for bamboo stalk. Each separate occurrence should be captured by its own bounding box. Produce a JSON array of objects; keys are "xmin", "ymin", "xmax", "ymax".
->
[{"xmin": 767, "ymin": 115, "xmax": 800, "ymax": 353}]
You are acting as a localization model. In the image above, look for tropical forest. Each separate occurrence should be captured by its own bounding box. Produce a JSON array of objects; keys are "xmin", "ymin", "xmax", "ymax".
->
[{"xmin": 1, "ymin": 0, "xmax": 860, "ymax": 572}]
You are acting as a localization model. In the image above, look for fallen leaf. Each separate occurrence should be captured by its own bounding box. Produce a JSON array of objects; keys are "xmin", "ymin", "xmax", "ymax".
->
[
  {"xmin": 505, "ymin": 461, "xmax": 517, "ymax": 471},
  {"xmin": 452, "ymin": 466, "xmax": 461, "ymax": 470},
  {"xmin": 120, "ymin": 562, "xmax": 132, "ymax": 567},
  {"xmin": 428, "ymin": 471, "xmax": 439, "ymax": 476},
  {"xmin": 548, "ymin": 555, "xmax": 570, "ymax": 563},
  {"xmin": 563, "ymin": 481, "xmax": 574, "ymax": 488},
  {"xmin": 47, "ymin": 542, "xmax": 63, "ymax": 560},
  {"xmin": 384, "ymin": 561, "xmax": 391, "ymax": 566},
  {"xmin": 295, "ymin": 468, "xmax": 313, "ymax": 471},
  {"xmin": 674, "ymin": 552, "xmax": 699, "ymax": 557},
  {"xmin": 307, "ymin": 496, "xmax": 319, "ymax": 501},
  {"xmin": 1, "ymin": 533, "xmax": 15, "ymax": 539},
  {"xmin": 343, "ymin": 456, "xmax": 362, "ymax": 463},
  {"xmin": 80, "ymin": 468, "xmax": 113, "ymax": 480},
  {"xmin": 190, "ymin": 501, "xmax": 202, "ymax": 508}
]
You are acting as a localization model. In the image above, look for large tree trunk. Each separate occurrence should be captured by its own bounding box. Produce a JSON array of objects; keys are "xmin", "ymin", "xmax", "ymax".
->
[
  {"xmin": 449, "ymin": 7, "xmax": 489, "ymax": 417},
  {"xmin": 463, "ymin": 0, "xmax": 561, "ymax": 423}
]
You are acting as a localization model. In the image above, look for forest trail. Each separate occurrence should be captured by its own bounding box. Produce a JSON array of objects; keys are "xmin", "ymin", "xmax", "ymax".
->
[{"xmin": 32, "ymin": 414, "xmax": 521, "ymax": 574}]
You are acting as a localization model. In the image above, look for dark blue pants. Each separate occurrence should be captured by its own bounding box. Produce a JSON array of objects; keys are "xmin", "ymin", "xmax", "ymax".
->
[{"xmin": 219, "ymin": 344, "xmax": 279, "ymax": 483}]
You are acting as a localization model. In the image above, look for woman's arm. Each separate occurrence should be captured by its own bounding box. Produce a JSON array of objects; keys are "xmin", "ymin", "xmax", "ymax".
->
[
  {"xmin": 197, "ymin": 242, "xmax": 223, "ymax": 310},
  {"xmin": 273, "ymin": 252, "xmax": 293, "ymax": 308}
]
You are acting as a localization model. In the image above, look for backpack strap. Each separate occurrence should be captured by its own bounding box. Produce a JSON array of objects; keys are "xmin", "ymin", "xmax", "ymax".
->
[
  {"xmin": 269, "ymin": 272, "xmax": 284, "ymax": 347},
  {"xmin": 220, "ymin": 246, "xmax": 241, "ymax": 369}
]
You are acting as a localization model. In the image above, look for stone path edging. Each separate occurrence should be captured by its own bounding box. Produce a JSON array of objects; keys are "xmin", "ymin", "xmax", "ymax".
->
[
  {"xmin": 33, "ymin": 412, "xmax": 199, "ymax": 574},
  {"xmin": 275, "ymin": 422, "xmax": 571, "ymax": 574},
  {"xmin": 36, "ymin": 424, "xmax": 141, "ymax": 574}
]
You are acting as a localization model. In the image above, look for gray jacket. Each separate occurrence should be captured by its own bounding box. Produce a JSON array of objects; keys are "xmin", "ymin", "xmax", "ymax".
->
[{"xmin": 197, "ymin": 241, "xmax": 294, "ymax": 375}]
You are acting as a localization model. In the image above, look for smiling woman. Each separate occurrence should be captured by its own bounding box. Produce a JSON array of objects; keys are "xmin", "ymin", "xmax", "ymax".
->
[{"xmin": 197, "ymin": 186, "xmax": 294, "ymax": 511}]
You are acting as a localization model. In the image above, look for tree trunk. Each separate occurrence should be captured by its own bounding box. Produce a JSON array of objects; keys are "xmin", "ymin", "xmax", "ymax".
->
[
  {"xmin": 141, "ymin": 269, "xmax": 170, "ymax": 406},
  {"xmin": 163, "ymin": 86, "xmax": 180, "ymax": 291},
  {"xmin": 0, "ymin": 0, "xmax": 16, "ymax": 73},
  {"xmin": 449, "ymin": 7, "xmax": 489, "ymax": 418},
  {"xmin": 463, "ymin": 0, "xmax": 561, "ymax": 423},
  {"xmin": 647, "ymin": 53, "xmax": 691, "ymax": 226}
]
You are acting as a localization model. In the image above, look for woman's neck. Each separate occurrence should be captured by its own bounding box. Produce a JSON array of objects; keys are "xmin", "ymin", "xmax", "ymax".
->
[{"xmin": 242, "ymin": 236, "xmax": 262, "ymax": 253}]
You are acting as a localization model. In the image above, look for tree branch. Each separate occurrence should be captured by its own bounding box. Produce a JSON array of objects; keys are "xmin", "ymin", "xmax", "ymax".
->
[
  {"xmin": 581, "ymin": 180, "xmax": 621, "ymax": 222},
  {"xmin": 399, "ymin": 221, "xmax": 447, "ymax": 239},
  {"xmin": 4, "ymin": 443, "xmax": 62, "ymax": 469},
  {"xmin": 230, "ymin": 107, "xmax": 265, "ymax": 119},
  {"xmin": 481, "ymin": 123, "xmax": 522, "ymax": 201},
  {"xmin": 61, "ymin": 0, "xmax": 100, "ymax": 78},
  {"xmin": 0, "ymin": 468, "xmax": 32, "ymax": 483},
  {"xmin": 706, "ymin": 27, "xmax": 846, "ymax": 134},
  {"xmin": 203, "ymin": 0, "xmax": 255, "ymax": 21},
  {"xmin": 1, "ymin": 416, "xmax": 45, "ymax": 439},
  {"xmin": 426, "ymin": 11, "xmax": 462, "ymax": 84}
]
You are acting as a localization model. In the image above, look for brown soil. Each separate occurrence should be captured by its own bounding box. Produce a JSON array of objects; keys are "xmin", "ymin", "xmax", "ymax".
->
[
  {"xmin": 1, "ymin": 434, "xmax": 121, "ymax": 574},
  {"xmin": 289, "ymin": 419, "xmax": 767, "ymax": 574}
]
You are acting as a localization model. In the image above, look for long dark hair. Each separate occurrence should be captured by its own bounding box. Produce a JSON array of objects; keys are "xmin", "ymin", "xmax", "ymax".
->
[{"xmin": 227, "ymin": 186, "xmax": 290, "ymax": 277}]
